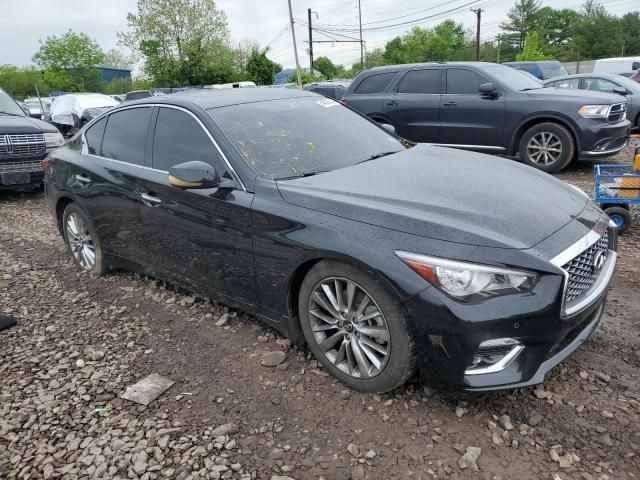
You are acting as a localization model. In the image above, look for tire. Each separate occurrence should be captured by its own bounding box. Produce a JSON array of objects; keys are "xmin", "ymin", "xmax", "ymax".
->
[
  {"xmin": 604, "ymin": 206, "xmax": 632, "ymax": 234},
  {"xmin": 599, "ymin": 203, "xmax": 629, "ymax": 211},
  {"xmin": 298, "ymin": 260, "xmax": 416, "ymax": 393},
  {"xmin": 519, "ymin": 122, "xmax": 575, "ymax": 173},
  {"xmin": 62, "ymin": 203, "xmax": 109, "ymax": 275}
]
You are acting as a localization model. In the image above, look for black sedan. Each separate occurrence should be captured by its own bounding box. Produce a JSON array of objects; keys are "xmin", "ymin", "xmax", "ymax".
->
[
  {"xmin": 544, "ymin": 73, "xmax": 640, "ymax": 129},
  {"xmin": 44, "ymin": 89, "xmax": 617, "ymax": 393}
]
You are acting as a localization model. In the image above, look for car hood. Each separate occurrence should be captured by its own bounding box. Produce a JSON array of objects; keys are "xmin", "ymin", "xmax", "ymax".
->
[
  {"xmin": 0, "ymin": 115, "xmax": 58, "ymax": 134},
  {"xmin": 525, "ymin": 87, "xmax": 623, "ymax": 103},
  {"xmin": 277, "ymin": 145, "xmax": 589, "ymax": 250}
]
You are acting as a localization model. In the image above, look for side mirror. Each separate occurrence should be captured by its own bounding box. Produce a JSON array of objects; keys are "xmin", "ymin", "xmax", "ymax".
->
[
  {"xmin": 169, "ymin": 161, "xmax": 220, "ymax": 189},
  {"xmin": 479, "ymin": 82, "xmax": 499, "ymax": 97},
  {"xmin": 613, "ymin": 86, "xmax": 629, "ymax": 96},
  {"xmin": 381, "ymin": 123, "xmax": 396, "ymax": 134},
  {"xmin": 632, "ymin": 61, "xmax": 640, "ymax": 71}
]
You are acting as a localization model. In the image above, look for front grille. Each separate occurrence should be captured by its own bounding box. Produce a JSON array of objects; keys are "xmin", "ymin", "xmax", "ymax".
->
[
  {"xmin": 607, "ymin": 103, "xmax": 626, "ymax": 123},
  {"xmin": 0, "ymin": 134, "xmax": 46, "ymax": 157},
  {"xmin": 561, "ymin": 232, "xmax": 609, "ymax": 305},
  {"xmin": 0, "ymin": 160, "xmax": 43, "ymax": 173}
]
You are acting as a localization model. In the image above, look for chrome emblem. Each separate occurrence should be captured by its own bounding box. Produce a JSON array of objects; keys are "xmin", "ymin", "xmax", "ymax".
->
[
  {"xmin": 592, "ymin": 251, "xmax": 606, "ymax": 273},
  {"xmin": 3, "ymin": 135, "xmax": 13, "ymax": 154}
]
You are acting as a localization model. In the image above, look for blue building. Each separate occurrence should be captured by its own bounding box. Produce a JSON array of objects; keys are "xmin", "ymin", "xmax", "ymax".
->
[{"xmin": 96, "ymin": 67, "xmax": 131, "ymax": 83}]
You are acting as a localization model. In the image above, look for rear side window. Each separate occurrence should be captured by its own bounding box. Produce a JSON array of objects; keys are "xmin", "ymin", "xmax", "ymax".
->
[
  {"xmin": 397, "ymin": 69, "xmax": 441, "ymax": 94},
  {"xmin": 446, "ymin": 69, "xmax": 488, "ymax": 95},
  {"xmin": 152, "ymin": 107, "xmax": 223, "ymax": 172},
  {"xmin": 354, "ymin": 72, "xmax": 397, "ymax": 94},
  {"xmin": 101, "ymin": 107, "xmax": 152, "ymax": 165},
  {"xmin": 584, "ymin": 78, "xmax": 618, "ymax": 93},
  {"xmin": 552, "ymin": 78, "xmax": 580, "ymax": 89},
  {"xmin": 84, "ymin": 117, "xmax": 106, "ymax": 155}
]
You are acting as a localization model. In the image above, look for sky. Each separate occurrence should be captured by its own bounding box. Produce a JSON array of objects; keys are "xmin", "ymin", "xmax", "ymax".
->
[{"xmin": 0, "ymin": 0, "xmax": 637, "ymax": 73}]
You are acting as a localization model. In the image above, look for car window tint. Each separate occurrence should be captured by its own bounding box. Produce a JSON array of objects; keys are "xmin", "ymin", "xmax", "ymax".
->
[
  {"xmin": 354, "ymin": 72, "xmax": 397, "ymax": 94},
  {"xmin": 397, "ymin": 69, "xmax": 441, "ymax": 94},
  {"xmin": 84, "ymin": 117, "xmax": 107, "ymax": 155},
  {"xmin": 446, "ymin": 69, "xmax": 488, "ymax": 94},
  {"xmin": 584, "ymin": 78, "xmax": 618, "ymax": 93},
  {"xmin": 554, "ymin": 78, "xmax": 580, "ymax": 89},
  {"xmin": 152, "ymin": 107, "xmax": 223, "ymax": 172},
  {"xmin": 101, "ymin": 107, "xmax": 151, "ymax": 165}
]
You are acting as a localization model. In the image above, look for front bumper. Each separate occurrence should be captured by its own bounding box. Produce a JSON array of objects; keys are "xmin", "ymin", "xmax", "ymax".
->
[
  {"xmin": 578, "ymin": 118, "xmax": 630, "ymax": 159},
  {"xmin": 0, "ymin": 160, "xmax": 44, "ymax": 187},
  {"xmin": 403, "ymin": 225, "xmax": 616, "ymax": 392}
]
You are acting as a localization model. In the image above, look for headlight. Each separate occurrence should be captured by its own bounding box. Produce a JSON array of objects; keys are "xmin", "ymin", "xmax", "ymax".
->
[
  {"xmin": 395, "ymin": 251, "xmax": 537, "ymax": 300},
  {"xmin": 44, "ymin": 132, "xmax": 65, "ymax": 148},
  {"xmin": 577, "ymin": 105, "xmax": 610, "ymax": 119}
]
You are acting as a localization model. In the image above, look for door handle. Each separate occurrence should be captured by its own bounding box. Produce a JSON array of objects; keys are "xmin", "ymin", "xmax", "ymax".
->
[
  {"xmin": 75, "ymin": 173, "xmax": 91, "ymax": 184},
  {"xmin": 140, "ymin": 192, "xmax": 162, "ymax": 207},
  {"xmin": 385, "ymin": 100, "xmax": 398, "ymax": 106},
  {"xmin": 442, "ymin": 101, "xmax": 457, "ymax": 107}
]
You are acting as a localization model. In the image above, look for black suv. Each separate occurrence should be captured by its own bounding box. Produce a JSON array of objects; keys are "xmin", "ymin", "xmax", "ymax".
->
[
  {"xmin": 0, "ymin": 88, "xmax": 64, "ymax": 189},
  {"xmin": 342, "ymin": 62, "xmax": 631, "ymax": 172}
]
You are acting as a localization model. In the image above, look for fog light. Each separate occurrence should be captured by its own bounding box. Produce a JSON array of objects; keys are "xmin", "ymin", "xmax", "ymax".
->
[{"xmin": 465, "ymin": 338, "xmax": 524, "ymax": 376}]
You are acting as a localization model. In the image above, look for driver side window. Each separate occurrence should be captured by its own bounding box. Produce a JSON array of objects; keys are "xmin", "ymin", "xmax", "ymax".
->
[{"xmin": 152, "ymin": 107, "xmax": 226, "ymax": 175}]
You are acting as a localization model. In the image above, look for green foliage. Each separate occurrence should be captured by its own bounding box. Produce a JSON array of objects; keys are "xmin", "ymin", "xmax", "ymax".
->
[
  {"xmin": 573, "ymin": 1, "xmax": 625, "ymax": 60},
  {"xmin": 102, "ymin": 49, "xmax": 134, "ymax": 70},
  {"xmin": 246, "ymin": 48, "xmax": 277, "ymax": 85},
  {"xmin": 313, "ymin": 56, "xmax": 340, "ymax": 79},
  {"xmin": 500, "ymin": 0, "xmax": 542, "ymax": 49},
  {"xmin": 0, "ymin": 66, "xmax": 49, "ymax": 98},
  {"xmin": 105, "ymin": 77, "xmax": 133, "ymax": 94},
  {"xmin": 33, "ymin": 30, "xmax": 105, "ymax": 70},
  {"xmin": 120, "ymin": 0, "xmax": 235, "ymax": 86},
  {"xmin": 516, "ymin": 32, "xmax": 550, "ymax": 60},
  {"xmin": 382, "ymin": 21, "xmax": 468, "ymax": 65}
]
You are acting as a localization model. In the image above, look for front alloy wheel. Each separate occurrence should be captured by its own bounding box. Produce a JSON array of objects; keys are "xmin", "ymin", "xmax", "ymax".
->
[
  {"xmin": 519, "ymin": 122, "xmax": 575, "ymax": 173},
  {"xmin": 299, "ymin": 260, "xmax": 415, "ymax": 393},
  {"xmin": 526, "ymin": 132, "xmax": 563, "ymax": 166},
  {"xmin": 308, "ymin": 277, "xmax": 391, "ymax": 378}
]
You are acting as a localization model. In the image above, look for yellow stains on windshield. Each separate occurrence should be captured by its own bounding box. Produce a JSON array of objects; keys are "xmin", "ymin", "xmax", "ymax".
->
[
  {"xmin": 237, "ymin": 140, "xmax": 255, "ymax": 165},
  {"xmin": 306, "ymin": 142, "xmax": 316, "ymax": 152},
  {"xmin": 255, "ymin": 120, "xmax": 264, "ymax": 127}
]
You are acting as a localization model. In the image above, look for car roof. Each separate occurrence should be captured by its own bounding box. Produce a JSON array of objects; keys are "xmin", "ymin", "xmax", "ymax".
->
[
  {"xmin": 362, "ymin": 61, "xmax": 514, "ymax": 73},
  {"xmin": 127, "ymin": 87, "xmax": 317, "ymax": 109}
]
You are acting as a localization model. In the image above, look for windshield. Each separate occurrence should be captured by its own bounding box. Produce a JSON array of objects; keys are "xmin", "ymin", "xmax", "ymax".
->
[
  {"xmin": 0, "ymin": 90, "xmax": 26, "ymax": 116},
  {"xmin": 209, "ymin": 97, "xmax": 405, "ymax": 180},
  {"xmin": 540, "ymin": 62, "xmax": 568, "ymax": 79},
  {"xmin": 479, "ymin": 64, "xmax": 544, "ymax": 91}
]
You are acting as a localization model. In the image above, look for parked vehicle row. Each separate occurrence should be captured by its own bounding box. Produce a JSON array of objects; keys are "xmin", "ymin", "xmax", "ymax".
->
[
  {"xmin": 341, "ymin": 62, "xmax": 631, "ymax": 173},
  {"xmin": 44, "ymin": 88, "xmax": 618, "ymax": 393}
]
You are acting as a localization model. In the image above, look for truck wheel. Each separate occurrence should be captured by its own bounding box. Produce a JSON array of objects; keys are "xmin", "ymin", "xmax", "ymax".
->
[
  {"xmin": 604, "ymin": 206, "xmax": 631, "ymax": 234},
  {"xmin": 519, "ymin": 123, "xmax": 575, "ymax": 173}
]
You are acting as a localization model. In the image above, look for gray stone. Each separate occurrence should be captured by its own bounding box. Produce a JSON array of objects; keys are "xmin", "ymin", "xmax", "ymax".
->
[{"xmin": 260, "ymin": 351, "xmax": 287, "ymax": 367}]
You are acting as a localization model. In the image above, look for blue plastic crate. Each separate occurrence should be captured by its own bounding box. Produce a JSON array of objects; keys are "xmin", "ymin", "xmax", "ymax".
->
[{"xmin": 594, "ymin": 163, "xmax": 640, "ymax": 205}]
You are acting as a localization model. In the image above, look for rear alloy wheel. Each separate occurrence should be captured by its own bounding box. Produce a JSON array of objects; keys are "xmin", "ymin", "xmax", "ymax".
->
[
  {"xmin": 63, "ymin": 203, "xmax": 108, "ymax": 275},
  {"xmin": 519, "ymin": 122, "xmax": 575, "ymax": 173},
  {"xmin": 299, "ymin": 260, "xmax": 415, "ymax": 393}
]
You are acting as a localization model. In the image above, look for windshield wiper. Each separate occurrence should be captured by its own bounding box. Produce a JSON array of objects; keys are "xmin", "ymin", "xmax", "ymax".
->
[
  {"xmin": 356, "ymin": 151, "xmax": 402, "ymax": 165},
  {"xmin": 520, "ymin": 87, "xmax": 540, "ymax": 92},
  {"xmin": 275, "ymin": 169, "xmax": 329, "ymax": 181},
  {"xmin": 0, "ymin": 111, "xmax": 23, "ymax": 117}
]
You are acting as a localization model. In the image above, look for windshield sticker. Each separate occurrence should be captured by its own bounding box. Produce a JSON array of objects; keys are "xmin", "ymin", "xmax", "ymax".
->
[{"xmin": 315, "ymin": 98, "xmax": 339, "ymax": 108}]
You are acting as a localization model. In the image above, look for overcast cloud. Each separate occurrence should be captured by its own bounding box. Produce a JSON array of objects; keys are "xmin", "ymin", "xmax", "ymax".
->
[{"xmin": 0, "ymin": 0, "xmax": 636, "ymax": 73}]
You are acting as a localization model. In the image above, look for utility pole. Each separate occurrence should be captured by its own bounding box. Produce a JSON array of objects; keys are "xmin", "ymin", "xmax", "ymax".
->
[
  {"xmin": 496, "ymin": 35, "xmax": 501, "ymax": 63},
  {"xmin": 287, "ymin": 0, "xmax": 303, "ymax": 89},
  {"xmin": 358, "ymin": 0, "xmax": 364, "ymax": 68},
  {"xmin": 308, "ymin": 8, "xmax": 314, "ymax": 71},
  {"xmin": 472, "ymin": 8, "xmax": 482, "ymax": 61}
]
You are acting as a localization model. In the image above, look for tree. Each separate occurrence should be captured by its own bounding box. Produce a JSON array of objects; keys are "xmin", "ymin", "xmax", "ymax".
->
[
  {"xmin": 0, "ymin": 66, "xmax": 49, "ymax": 98},
  {"xmin": 119, "ymin": 0, "xmax": 235, "ymax": 86},
  {"xmin": 516, "ymin": 31, "xmax": 550, "ymax": 60},
  {"xmin": 33, "ymin": 30, "xmax": 105, "ymax": 70},
  {"xmin": 573, "ymin": 0, "xmax": 624, "ymax": 60},
  {"xmin": 500, "ymin": 0, "xmax": 542, "ymax": 49},
  {"xmin": 619, "ymin": 11, "xmax": 640, "ymax": 56},
  {"xmin": 105, "ymin": 77, "xmax": 133, "ymax": 94},
  {"xmin": 103, "ymin": 49, "xmax": 135, "ymax": 70},
  {"xmin": 246, "ymin": 48, "xmax": 277, "ymax": 85},
  {"xmin": 313, "ymin": 56, "xmax": 339, "ymax": 79}
]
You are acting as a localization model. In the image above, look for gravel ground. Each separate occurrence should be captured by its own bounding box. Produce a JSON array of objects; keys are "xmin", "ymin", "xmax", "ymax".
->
[{"xmin": 1, "ymin": 139, "xmax": 639, "ymax": 480}]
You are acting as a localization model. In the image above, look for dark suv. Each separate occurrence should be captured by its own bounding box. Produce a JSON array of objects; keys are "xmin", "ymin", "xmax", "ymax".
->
[
  {"xmin": 342, "ymin": 62, "xmax": 631, "ymax": 173},
  {"xmin": 0, "ymin": 88, "xmax": 64, "ymax": 189}
]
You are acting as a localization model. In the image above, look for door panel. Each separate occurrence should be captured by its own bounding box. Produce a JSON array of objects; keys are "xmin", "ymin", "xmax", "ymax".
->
[
  {"xmin": 383, "ymin": 68, "xmax": 442, "ymax": 142},
  {"xmin": 137, "ymin": 170, "xmax": 256, "ymax": 303},
  {"xmin": 137, "ymin": 106, "xmax": 256, "ymax": 303},
  {"xmin": 70, "ymin": 107, "xmax": 152, "ymax": 260},
  {"xmin": 439, "ymin": 68, "xmax": 505, "ymax": 148}
]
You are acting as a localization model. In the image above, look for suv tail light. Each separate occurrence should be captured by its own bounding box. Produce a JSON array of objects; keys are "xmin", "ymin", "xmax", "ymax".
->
[{"xmin": 42, "ymin": 157, "xmax": 52, "ymax": 172}]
